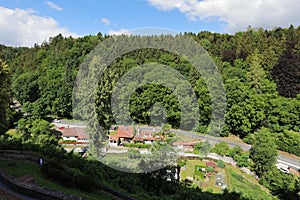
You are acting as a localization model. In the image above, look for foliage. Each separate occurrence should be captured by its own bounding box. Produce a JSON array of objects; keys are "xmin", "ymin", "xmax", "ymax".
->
[
  {"xmin": 123, "ymin": 143, "xmax": 151, "ymax": 148},
  {"xmin": 234, "ymin": 152, "xmax": 251, "ymax": 168},
  {"xmin": 249, "ymin": 128, "xmax": 278, "ymax": 177},
  {"xmin": 244, "ymin": 129, "xmax": 300, "ymax": 157},
  {"xmin": 194, "ymin": 165, "xmax": 205, "ymax": 179},
  {"xmin": 0, "ymin": 59, "xmax": 11, "ymax": 134},
  {"xmin": 206, "ymin": 166, "xmax": 215, "ymax": 173},
  {"xmin": 0, "ymin": 26, "xmax": 298, "ymax": 140},
  {"xmin": 41, "ymin": 160, "xmax": 99, "ymax": 192},
  {"xmin": 275, "ymin": 130, "xmax": 300, "ymax": 156},
  {"xmin": 1, "ymin": 26, "xmax": 300, "ymax": 199},
  {"xmin": 193, "ymin": 140, "xmax": 212, "ymax": 155},
  {"xmin": 211, "ymin": 141, "xmax": 230, "ymax": 156},
  {"xmin": 217, "ymin": 160, "xmax": 225, "ymax": 168},
  {"xmin": 177, "ymin": 158, "xmax": 187, "ymax": 167},
  {"xmin": 0, "ymin": 135, "xmax": 276, "ymax": 200},
  {"xmin": 229, "ymin": 145, "xmax": 243, "ymax": 158},
  {"xmin": 260, "ymin": 167, "xmax": 299, "ymax": 200},
  {"xmin": 267, "ymin": 97, "xmax": 300, "ymax": 133},
  {"xmin": 17, "ymin": 118, "xmax": 58, "ymax": 145}
]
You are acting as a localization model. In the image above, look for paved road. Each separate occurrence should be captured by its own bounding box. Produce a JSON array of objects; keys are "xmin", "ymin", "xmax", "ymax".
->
[
  {"xmin": 0, "ymin": 179, "xmax": 36, "ymax": 200},
  {"xmin": 52, "ymin": 120, "xmax": 86, "ymax": 128},
  {"xmin": 172, "ymin": 129, "xmax": 300, "ymax": 170}
]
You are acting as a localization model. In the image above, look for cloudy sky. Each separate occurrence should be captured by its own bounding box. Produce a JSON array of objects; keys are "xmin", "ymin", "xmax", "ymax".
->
[{"xmin": 0, "ymin": 0, "xmax": 300, "ymax": 46}]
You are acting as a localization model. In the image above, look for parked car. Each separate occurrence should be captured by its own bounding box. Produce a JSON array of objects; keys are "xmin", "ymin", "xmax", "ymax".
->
[{"xmin": 53, "ymin": 119, "xmax": 60, "ymax": 123}]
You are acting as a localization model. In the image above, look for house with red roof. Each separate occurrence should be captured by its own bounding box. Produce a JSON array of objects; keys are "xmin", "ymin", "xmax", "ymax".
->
[
  {"xmin": 62, "ymin": 127, "xmax": 89, "ymax": 143},
  {"xmin": 173, "ymin": 141, "xmax": 195, "ymax": 150},
  {"xmin": 109, "ymin": 126, "xmax": 134, "ymax": 146},
  {"xmin": 108, "ymin": 125, "xmax": 160, "ymax": 146}
]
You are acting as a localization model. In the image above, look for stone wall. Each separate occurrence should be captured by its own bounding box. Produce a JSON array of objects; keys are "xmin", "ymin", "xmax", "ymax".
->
[{"xmin": 0, "ymin": 150, "xmax": 47, "ymax": 165}]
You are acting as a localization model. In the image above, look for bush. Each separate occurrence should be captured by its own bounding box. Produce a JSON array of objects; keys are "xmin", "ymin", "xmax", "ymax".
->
[
  {"xmin": 242, "ymin": 133, "xmax": 255, "ymax": 144},
  {"xmin": 276, "ymin": 130, "xmax": 300, "ymax": 156},
  {"xmin": 229, "ymin": 146, "xmax": 242, "ymax": 158},
  {"xmin": 193, "ymin": 141, "xmax": 211, "ymax": 155},
  {"xmin": 206, "ymin": 166, "xmax": 214, "ymax": 173},
  {"xmin": 178, "ymin": 159, "xmax": 187, "ymax": 167},
  {"xmin": 194, "ymin": 165, "xmax": 205, "ymax": 180},
  {"xmin": 211, "ymin": 142, "xmax": 230, "ymax": 156},
  {"xmin": 234, "ymin": 152, "xmax": 251, "ymax": 167},
  {"xmin": 123, "ymin": 143, "xmax": 151, "ymax": 148},
  {"xmin": 41, "ymin": 160, "xmax": 98, "ymax": 192},
  {"xmin": 217, "ymin": 160, "xmax": 225, "ymax": 168}
]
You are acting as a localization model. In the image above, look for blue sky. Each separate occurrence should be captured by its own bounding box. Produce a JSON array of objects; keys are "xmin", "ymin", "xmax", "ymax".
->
[{"xmin": 0, "ymin": 0, "xmax": 299, "ymax": 46}]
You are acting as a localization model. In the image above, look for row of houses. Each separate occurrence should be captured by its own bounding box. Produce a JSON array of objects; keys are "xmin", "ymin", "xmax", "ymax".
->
[
  {"xmin": 55, "ymin": 125, "xmax": 197, "ymax": 151},
  {"xmin": 108, "ymin": 125, "xmax": 161, "ymax": 146}
]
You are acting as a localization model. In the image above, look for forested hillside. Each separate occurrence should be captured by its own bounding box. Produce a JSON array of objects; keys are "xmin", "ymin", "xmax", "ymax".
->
[{"xmin": 0, "ymin": 26, "xmax": 299, "ymax": 155}]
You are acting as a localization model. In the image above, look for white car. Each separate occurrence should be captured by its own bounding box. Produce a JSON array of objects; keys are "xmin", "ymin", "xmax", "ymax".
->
[
  {"xmin": 279, "ymin": 167, "xmax": 290, "ymax": 174},
  {"xmin": 53, "ymin": 119, "xmax": 60, "ymax": 123}
]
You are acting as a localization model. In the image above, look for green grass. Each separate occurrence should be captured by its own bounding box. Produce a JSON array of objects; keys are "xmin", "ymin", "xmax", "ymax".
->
[
  {"xmin": 0, "ymin": 160, "xmax": 115, "ymax": 200},
  {"xmin": 180, "ymin": 160, "xmax": 225, "ymax": 193},
  {"xmin": 180, "ymin": 160, "xmax": 277, "ymax": 198},
  {"xmin": 180, "ymin": 160, "xmax": 206, "ymax": 181},
  {"xmin": 226, "ymin": 164, "xmax": 276, "ymax": 200}
]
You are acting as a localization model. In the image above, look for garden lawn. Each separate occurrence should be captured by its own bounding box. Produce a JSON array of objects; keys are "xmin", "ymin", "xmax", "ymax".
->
[{"xmin": 180, "ymin": 160, "xmax": 206, "ymax": 181}]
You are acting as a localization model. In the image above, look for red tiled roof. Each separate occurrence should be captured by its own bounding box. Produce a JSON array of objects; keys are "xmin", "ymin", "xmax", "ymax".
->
[
  {"xmin": 109, "ymin": 125, "xmax": 134, "ymax": 141},
  {"xmin": 133, "ymin": 129, "xmax": 156, "ymax": 142},
  {"xmin": 206, "ymin": 161, "xmax": 217, "ymax": 168},
  {"xmin": 62, "ymin": 128, "xmax": 88, "ymax": 139},
  {"xmin": 117, "ymin": 126, "xmax": 134, "ymax": 138}
]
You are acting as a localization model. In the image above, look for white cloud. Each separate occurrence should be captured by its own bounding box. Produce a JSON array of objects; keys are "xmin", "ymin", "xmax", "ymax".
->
[
  {"xmin": 0, "ymin": 7, "xmax": 79, "ymax": 47},
  {"xmin": 101, "ymin": 18, "xmax": 111, "ymax": 25},
  {"xmin": 148, "ymin": 0, "xmax": 300, "ymax": 32},
  {"xmin": 108, "ymin": 28, "xmax": 131, "ymax": 35},
  {"xmin": 46, "ymin": 1, "xmax": 63, "ymax": 11}
]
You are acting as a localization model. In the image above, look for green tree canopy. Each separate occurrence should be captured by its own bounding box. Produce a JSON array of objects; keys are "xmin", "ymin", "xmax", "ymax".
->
[
  {"xmin": 0, "ymin": 59, "xmax": 11, "ymax": 134},
  {"xmin": 249, "ymin": 128, "xmax": 278, "ymax": 177}
]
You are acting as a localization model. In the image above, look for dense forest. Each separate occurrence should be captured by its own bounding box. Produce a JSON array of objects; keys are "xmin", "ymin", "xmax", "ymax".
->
[
  {"xmin": 1, "ymin": 26, "xmax": 299, "ymax": 153},
  {"xmin": 0, "ymin": 26, "xmax": 299, "ymax": 199}
]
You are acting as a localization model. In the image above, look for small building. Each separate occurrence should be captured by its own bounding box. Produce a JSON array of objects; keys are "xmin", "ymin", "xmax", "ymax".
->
[
  {"xmin": 172, "ymin": 142, "xmax": 198, "ymax": 151},
  {"xmin": 62, "ymin": 127, "xmax": 89, "ymax": 142},
  {"xmin": 133, "ymin": 129, "xmax": 156, "ymax": 144},
  {"xmin": 108, "ymin": 125, "xmax": 160, "ymax": 146},
  {"xmin": 215, "ymin": 173, "xmax": 226, "ymax": 188},
  {"xmin": 206, "ymin": 161, "xmax": 217, "ymax": 168},
  {"xmin": 109, "ymin": 126, "xmax": 135, "ymax": 146}
]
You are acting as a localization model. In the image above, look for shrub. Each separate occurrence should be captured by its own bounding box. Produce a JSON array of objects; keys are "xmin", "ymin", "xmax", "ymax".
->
[
  {"xmin": 206, "ymin": 166, "xmax": 214, "ymax": 173},
  {"xmin": 229, "ymin": 146, "xmax": 242, "ymax": 158},
  {"xmin": 178, "ymin": 159, "xmax": 187, "ymax": 167},
  {"xmin": 41, "ymin": 160, "xmax": 98, "ymax": 192},
  {"xmin": 210, "ymin": 142, "xmax": 230, "ymax": 156},
  {"xmin": 123, "ymin": 143, "xmax": 151, "ymax": 148},
  {"xmin": 217, "ymin": 160, "xmax": 225, "ymax": 168}
]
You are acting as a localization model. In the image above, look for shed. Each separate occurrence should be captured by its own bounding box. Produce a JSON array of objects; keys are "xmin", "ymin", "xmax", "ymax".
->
[{"xmin": 215, "ymin": 173, "xmax": 225, "ymax": 186}]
